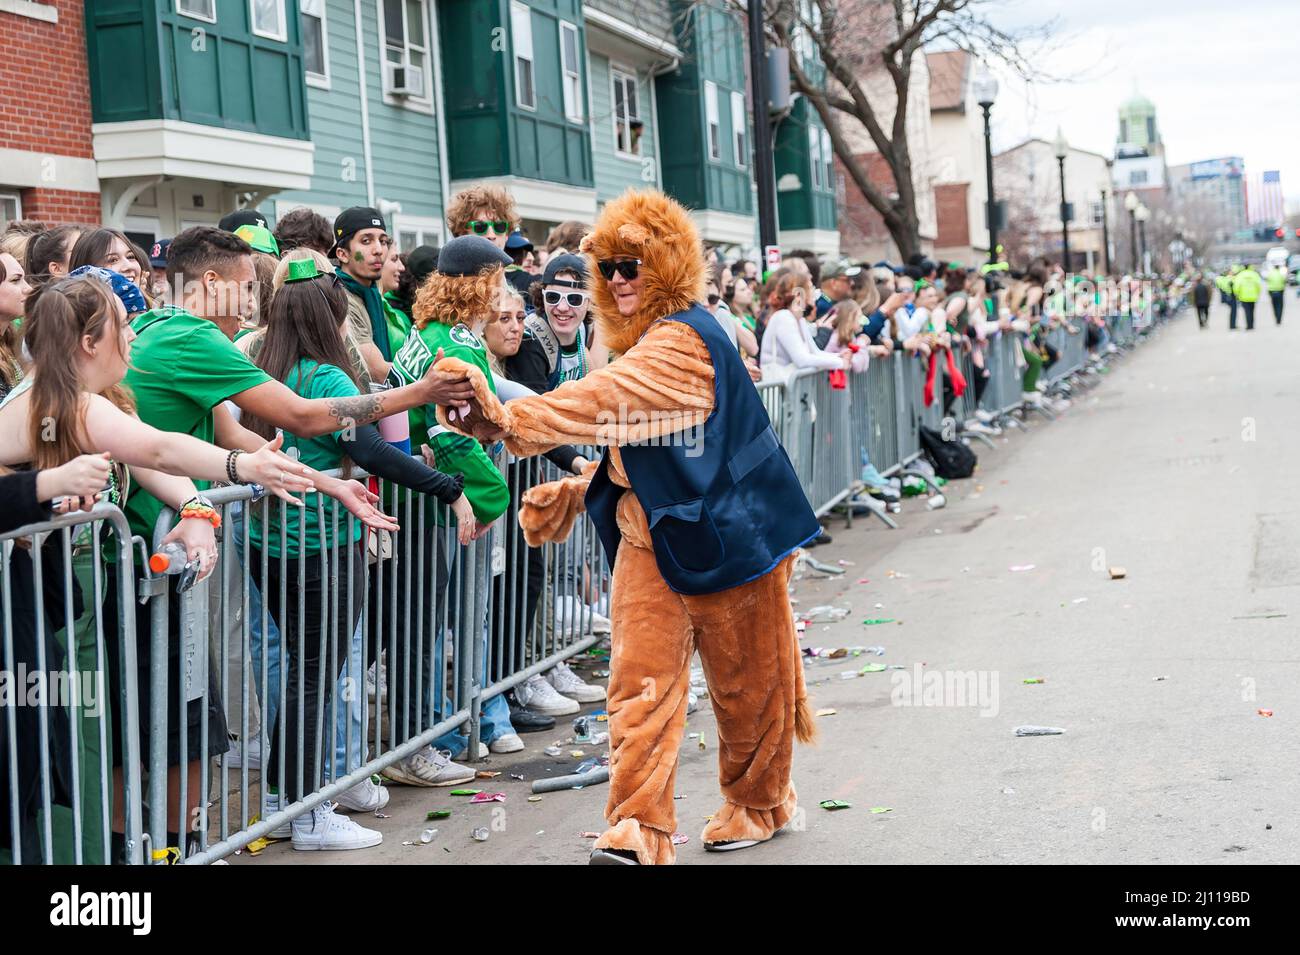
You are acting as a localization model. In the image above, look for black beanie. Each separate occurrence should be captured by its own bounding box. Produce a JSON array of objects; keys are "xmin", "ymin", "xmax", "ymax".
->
[{"xmin": 437, "ymin": 235, "xmax": 512, "ymax": 277}]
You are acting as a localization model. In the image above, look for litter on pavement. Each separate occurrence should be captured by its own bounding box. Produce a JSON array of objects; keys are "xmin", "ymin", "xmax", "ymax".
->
[{"xmin": 1015, "ymin": 726, "xmax": 1066, "ymax": 736}]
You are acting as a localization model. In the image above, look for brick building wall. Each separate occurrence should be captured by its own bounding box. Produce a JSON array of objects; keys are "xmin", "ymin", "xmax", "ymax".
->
[
  {"xmin": 934, "ymin": 182, "xmax": 970, "ymax": 249},
  {"xmin": 19, "ymin": 187, "xmax": 102, "ymax": 225},
  {"xmin": 836, "ymin": 153, "xmax": 897, "ymax": 259},
  {"xmin": 0, "ymin": 0, "xmax": 100, "ymax": 226}
]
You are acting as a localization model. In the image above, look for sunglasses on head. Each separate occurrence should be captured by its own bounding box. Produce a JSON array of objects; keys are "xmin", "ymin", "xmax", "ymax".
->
[
  {"xmin": 544, "ymin": 289, "xmax": 589, "ymax": 308},
  {"xmin": 597, "ymin": 258, "xmax": 641, "ymax": 281},
  {"xmin": 468, "ymin": 219, "xmax": 510, "ymax": 236}
]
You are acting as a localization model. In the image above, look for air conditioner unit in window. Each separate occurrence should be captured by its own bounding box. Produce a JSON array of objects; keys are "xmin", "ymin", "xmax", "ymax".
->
[{"xmin": 388, "ymin": 62, "xmax": 425, "ymax": 98}]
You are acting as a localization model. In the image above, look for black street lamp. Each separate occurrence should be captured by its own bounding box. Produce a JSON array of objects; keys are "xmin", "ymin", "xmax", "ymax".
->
[
  {"xmin": 1135, "ymin": 202, "xmax": 1150, "ymax": 274},
  {"xmin": 1124, "ymin": 190, "xmax": 1139, "ymax": 273},
  {"xmin": 747, "ymin": 0, "xmax": 778, "ymax": 256},
  {"xmin": 974, "ymin": 67, "xmax": 999, "ymax": 266},
  {"xmin": 1100, "ymin": 158, "xmax": 1113, "ymax": 275},
  {"xmin": 1053, "ymin": 127, "xmax": 1070, "ymax": 272}
]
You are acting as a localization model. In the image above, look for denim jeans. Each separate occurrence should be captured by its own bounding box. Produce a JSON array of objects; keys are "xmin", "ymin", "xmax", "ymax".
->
[
  {"xmin": 325, "ymin": 619, "xmax": 366, "ymax": 781},
  {"xmin": 238, "ymin": 502, "xmax": 363, "ymax": 785},
  {"xmin": 431, "ymin": 537, "xmax": 516, "ymax": 756}
]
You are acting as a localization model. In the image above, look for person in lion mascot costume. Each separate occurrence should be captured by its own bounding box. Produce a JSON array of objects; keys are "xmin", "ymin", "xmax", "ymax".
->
[{"xmin": 436, "ymin": 188, "xmax": 820, "ymax": 865}]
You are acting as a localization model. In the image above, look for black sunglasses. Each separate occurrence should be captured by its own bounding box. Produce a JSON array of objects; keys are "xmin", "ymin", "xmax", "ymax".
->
[
  {"xmin": 597, "ymin": 258, "xmax": 641, "ymax": 281},
  {"xmin": 468, "ymin": 219, "xmax": 510, "ymax": 236},
  {"xmin": 544, "ymin": 290, "xmax": 589, "ymax": 308}
]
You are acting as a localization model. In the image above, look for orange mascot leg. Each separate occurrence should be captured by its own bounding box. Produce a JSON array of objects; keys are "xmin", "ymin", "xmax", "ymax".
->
[
  {"xmin": 686, "ymin": 554, "xmax": 807, "ymax": 849},
  {"xmin": 593, "ymin": 543, "xmax": 694, "ymax": 865}
]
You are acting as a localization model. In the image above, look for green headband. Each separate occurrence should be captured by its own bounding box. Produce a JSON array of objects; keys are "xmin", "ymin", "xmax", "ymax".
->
[{"xmin": 285, "ymin": 258, "xmax": 322, "ymax": 283}]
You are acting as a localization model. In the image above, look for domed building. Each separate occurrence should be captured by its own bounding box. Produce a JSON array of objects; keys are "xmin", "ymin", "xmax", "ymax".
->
[
  {"xmin": 1117, "ymin": 91, "xmax": 1162, "ymax": 156},
  {"xmin": 1112, "ymin": 86, "xmax": 1167, "ymax": 198}
]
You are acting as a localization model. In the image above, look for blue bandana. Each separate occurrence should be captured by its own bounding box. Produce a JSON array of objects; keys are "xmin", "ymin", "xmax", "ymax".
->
[{"xmin": 68, "ymin": 265, "xmax": 148, "ymax": 315}]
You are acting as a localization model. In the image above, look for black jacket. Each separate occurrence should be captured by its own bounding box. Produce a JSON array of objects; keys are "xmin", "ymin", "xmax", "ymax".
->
[
  {"xmin": 504, "ymin": 337, "xmax": 582, "ymax": 474},
  {"xmin": 1, "ymin": 470, "xmax": 76, "ymax": 851}
]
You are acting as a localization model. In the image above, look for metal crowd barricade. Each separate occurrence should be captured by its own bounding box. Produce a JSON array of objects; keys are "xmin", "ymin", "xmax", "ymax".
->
[
  {"xmin": 480, "ymin": 447, "xmax": 608, "ymax": 728},
  {"xmin": 2, "ymin": 504, "xmax": 144, "ymax": 865},
  {"xmin": 14, "ymin": 312, "xmax": 1161, "ymax": 866},
  {"xmin": 133, "ymin": 452, "xmax": 613, "ymax": 865},
  {"xmin": 849, "ymin": 356, "xmax": 899, "ymax": 482},
  {"xmin": 981, "ymin": 332, "xmax": 1027, "ymax": 418}
]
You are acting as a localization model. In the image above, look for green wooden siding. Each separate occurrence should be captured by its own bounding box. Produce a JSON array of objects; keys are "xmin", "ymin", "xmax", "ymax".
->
[
  {"xmin": 588, "ymin": 53, "xmax": 657, "ymax": 202},
  {"xmin": 775, "ymin": 97, "xmax": 836, "ymax": 232},
  {"xmin": 655, "ymin": 0, "xmax": 751, "ymax": 216},
  {"xmin": 86, "ymin": 0, "xmax": 309, "ymax": 140},
  {"xmin": 438, "ymin": 0, "xmax": 592, "ymax": 188},
  {"xmin": 274, "ymin": 0, "xmax": 445, "ymax": 222}
]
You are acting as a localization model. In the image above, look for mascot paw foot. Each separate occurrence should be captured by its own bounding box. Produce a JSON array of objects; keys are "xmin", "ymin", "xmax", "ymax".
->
[
  {"xmin": 588, "ymin": 848, "xmax": 640, "ymax": 866},
  {"xmin": 593, "ymin": 818, "xmax": 676, "ymax": 866},
  {"xmin": 701, "ymin": 789, "xmax": 798, "ymax": 851}
]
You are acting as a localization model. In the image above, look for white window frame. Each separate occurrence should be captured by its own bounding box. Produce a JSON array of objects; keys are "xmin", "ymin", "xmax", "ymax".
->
[
  {"xmin": 511, "ymin": 1, "xmax": 536, "ymax": 111},
  {"xmin": 820, "ymin": 127, "xmax": 832, "ymax": 190},
  {"xmin": 808, "ymin": 125, "xmax": 822, "ymax": 189},
  {"xmin": 730, "ymin": 90, "xmax": 746, "ymax": 167},
  {"xmin": 250, "ymin": 0, "xmax": 287, "ymax": 41},
  {"xmin": 559, "ymin": 20, "xmax": 583, "ymax": 123},
  {"xmin": 275, "ymin": 200, "xmax": 343, "ymax": 224},
  {"xmin": 0, "ymin": 193, "xmax": 23, "ymax": 229},
  {"xmin": 611, "ymin": 66, "xmax": 641, "ymax": 160},
  {"xmin": 704, "ymin": 80, "xmax": 721, "ymax": 163},
  {"xmin": 176, "ymin": 0, "xmax": 216, "ymax": 24},
  {"xmin": 379, "ymin": 0, "xmax": 433, "ymax": 112},
  {"xmin": 300, "ymin": 0, "xmax": 330, "ymax": 89},
  {"xmin": 392, "ymin": 215, "xmax": 444, "ymax": 252}
]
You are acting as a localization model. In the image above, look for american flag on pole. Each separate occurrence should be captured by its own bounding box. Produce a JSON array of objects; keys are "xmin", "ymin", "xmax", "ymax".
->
[{"xmin": 1249, "ymin": 169, "xmax": 1284, "ymax": 225}]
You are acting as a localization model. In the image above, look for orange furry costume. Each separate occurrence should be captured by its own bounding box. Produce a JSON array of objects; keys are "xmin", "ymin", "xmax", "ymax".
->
[{"xmin": 437, "ymin": 190, "xmax": 816, "ymax": 864}]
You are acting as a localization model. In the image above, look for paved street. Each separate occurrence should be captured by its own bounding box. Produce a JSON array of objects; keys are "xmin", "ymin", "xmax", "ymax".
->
[{"xmin": 245, "ymin": 302, "xmax": 1299, "ymax": 866}]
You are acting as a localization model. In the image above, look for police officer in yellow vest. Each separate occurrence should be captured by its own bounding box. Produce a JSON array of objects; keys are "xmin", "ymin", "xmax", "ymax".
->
[
  {"xmin": 1266, "ymin": 264, "xmax": 1287, "ymax": 325},
  {"xmin": 1231, "ymin": 263, "xmax": 1262, "ymax": 331},
  {"xmin": 1215, "ymin": 269, "xmax": 1235, "ymax": 328}
]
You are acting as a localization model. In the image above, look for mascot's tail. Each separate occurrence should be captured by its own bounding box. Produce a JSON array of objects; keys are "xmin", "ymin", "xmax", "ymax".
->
[
  {"xmin": 792, "ymin": 634, "xmax": 818, "ymax": 744},
  {"xmin": 795, "ymin": 696, "xmax": 818, "ymax": 745}
]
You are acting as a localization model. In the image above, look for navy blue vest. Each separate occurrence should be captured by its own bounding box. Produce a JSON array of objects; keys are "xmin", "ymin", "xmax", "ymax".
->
[{"xmin": 585, "ymin": 305, "xmax": 820, "ymax": 595}]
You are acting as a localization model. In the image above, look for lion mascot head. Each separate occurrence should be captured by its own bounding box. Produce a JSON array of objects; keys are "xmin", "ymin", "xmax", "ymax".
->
[{"xmin": 579, "ymin": 189, "xmax": 707, "ymax": 356}]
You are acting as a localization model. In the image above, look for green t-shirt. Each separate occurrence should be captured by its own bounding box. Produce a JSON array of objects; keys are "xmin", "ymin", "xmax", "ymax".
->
[
  {"xmin": 382, "ymin": 292, "xmax": 413, "ymax": 356},
  {"xmin": 390, "ymin": 319, "xmax": 508, "ymax": 525},
  {"xmin": 247, "ymin": 360, "xmax": 363, "ymax": 558},
  {"xmin": 123, "ymin": 306, "xmax": 272, "ymax": 544}
]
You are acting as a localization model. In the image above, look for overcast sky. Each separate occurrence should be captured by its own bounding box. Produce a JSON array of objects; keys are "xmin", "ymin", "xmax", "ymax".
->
[{"xmin": 980, "ymin": 0, "xmax": 1300, "ymax": 211}]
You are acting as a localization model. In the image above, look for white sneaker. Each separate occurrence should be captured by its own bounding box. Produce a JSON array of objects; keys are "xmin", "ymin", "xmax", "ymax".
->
[
  {"xmin": 291, "ymin": 801, "xmax": 382, "ymax": 851},
  {"xmin": 488, "ymin": 733, "xmax": 524, "ymax": 754},
  {"xmin": 225, "ymin": 735, "xmax": 263, "ymax": 770},
  {"xmin": 514, "ymin": 673, "xmax": 580, "ymax": 716},
  {"xmin": 335, "ymin": 776, "xmax": 390, "ymax": 813},
  {"xmin": 262, "ymin": 792, "xmax": 292, "ymax": 840},
  {"xmin": 366, "ymin": 660, "xmax": 387, "ymax": 702},
  {"xmin": 547, "ymin": 661, "xmax": 606, "ymax": 703},
  {"xmin": 974, "ymin": 408, "xmax": 996, "ymax": 423},
  {"xmin": 586, "ymin": 606, "xmax": 612, "ymax": 634},
  {"xmin": 553, "ymin": 596, "xmax": 612, "ymax": 636},
  {"xmin": 382, "ymin": 746, "xmax": 476, "ymax": 787}
]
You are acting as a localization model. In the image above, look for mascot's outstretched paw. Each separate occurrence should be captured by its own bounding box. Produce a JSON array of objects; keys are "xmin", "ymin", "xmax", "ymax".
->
[
  {"xmin": 519, "ymin": 472, "xmax": 593, "ymax": 546},
  {"xmin": 432, "ymin": 356, "xmax": 513, "ymax": 440},
  {"xmin": 701, "ymin": 786, "xmax": 798, "ymax": 852}
]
